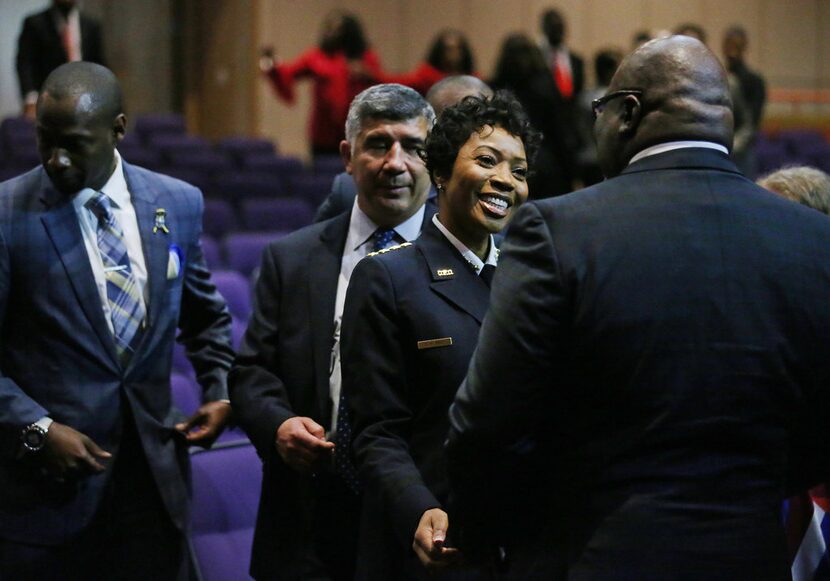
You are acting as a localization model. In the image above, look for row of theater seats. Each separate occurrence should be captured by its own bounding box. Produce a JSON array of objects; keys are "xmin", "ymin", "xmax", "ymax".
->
[
  {"xmin": 756, "ymin": 129, "xmax": 830, "ymax": 175},
  {"xmin": 0, "ymin": 113, "xmax": 343, "ymax": 207}
]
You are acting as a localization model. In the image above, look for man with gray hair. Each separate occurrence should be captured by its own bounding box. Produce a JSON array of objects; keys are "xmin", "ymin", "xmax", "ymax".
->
[
  {"xmin": 758, "ymin": 165, "xmax": 830, "ymax": 216},
  {"xmin": 314, "ymin": 75, "xmax": 490, "ymax": 223},
  {"xmin": 230, "ymin": 83, "xmax": 435, "ymax": 580}
]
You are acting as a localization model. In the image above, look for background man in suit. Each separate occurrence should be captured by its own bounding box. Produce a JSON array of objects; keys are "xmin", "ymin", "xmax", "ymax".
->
[
  {"xmin": 0, "ymin": 62, "xmax": 234, "ymax": 580},
  {"xmin": 538, "ymin": 7, "xmax": 583, "ymax": 192},
  {"xmin": 722, "ymin": 25, "xmax": 767, "ymax": 179},
  {"xmin": 229, "ymin": 83, "xmax": 436, "ymax": 580},
  {"xmin": 16, "ymin": 0, "xmax": 105, "ymax": 119},
  {"xmin": 313, "ymin": 75, "xmax": 491, "ymax": 223},
  {"xmin": 446, "ymin": 36, "xmax": 830, "ymax": 580}
]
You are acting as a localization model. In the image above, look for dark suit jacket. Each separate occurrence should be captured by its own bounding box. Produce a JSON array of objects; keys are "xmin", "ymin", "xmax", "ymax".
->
[
  {"xmin": 446, "ymin": 148, "xmax": 830, "ymax": 580},
  {"xmin": 0, "ymin": 162, "xmax": 233, "ymax": 545},
  {"xmin": 229, "ymin": 202, "xmax": 436, "ymax": 579},
  {"xmin": 315, "ymin": 171, "xmax": 439, "ymax": 223},
  {"xmin": 341, "ymin": 220, "xmax": 490, "ymax": 580},
  {"xmin": 16, "ymin": 7, "xmax": 105, "ymax": 98}
]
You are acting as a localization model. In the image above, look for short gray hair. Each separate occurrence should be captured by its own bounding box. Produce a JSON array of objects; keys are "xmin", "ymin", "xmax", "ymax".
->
[
  {"xmin": 758, "ymin": 165, "xmax": 830, "ymax": 215},
  {"xmin": 345, "ymin": 83, "xmax": 435, "ymax": 144}
]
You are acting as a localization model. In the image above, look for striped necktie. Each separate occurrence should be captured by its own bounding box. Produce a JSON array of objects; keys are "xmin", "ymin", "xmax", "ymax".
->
[{"xmin": 85, "ymin": 193, "xmax": 145, "ymax": 362}]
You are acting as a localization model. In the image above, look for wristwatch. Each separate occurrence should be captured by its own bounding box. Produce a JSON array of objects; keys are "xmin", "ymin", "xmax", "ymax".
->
[{"xmin": 21, "ymin": 417, "xmax": 53, "ymax": 453}]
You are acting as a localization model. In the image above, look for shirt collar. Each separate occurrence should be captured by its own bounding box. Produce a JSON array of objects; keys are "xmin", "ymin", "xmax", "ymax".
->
[
  {"xmin": 628, "ymin": 141, "xmax": 729, "ymax": 166},
  {"xmin": 349, "ymin": 196, "xmax": 426, "ymax": 251},
  {"xmin": 73, "ymin": 150, "xmax": 129, "ymax": 212},
  {"xmin": 432, "ymin": 214, "xmax": 497, "ymax": 274}
]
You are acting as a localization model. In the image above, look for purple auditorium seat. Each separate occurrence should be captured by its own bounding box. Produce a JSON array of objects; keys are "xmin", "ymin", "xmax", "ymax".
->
[
  {"xmin": 756, "ymin": 140, "xmax": 788, "ymax": 175},
  {"xmin": 217, "ymin": 136, "xmax": 276, "ymax": 165},
  {"xmin": 0, "ymin": 168, "xmax": 22, "ymax": 183},
  {"xmin": 200, "ymin": 235, "xmax": 222, "ymax": 270},
  {"xmin": 189, "ymin": 442, "xmax": 260, "ymax": 581},
  {"xmin": 149, "ymin": 134, "xmax": 211, "ymax": 159},
  {"xmin": 211, "ymin": 270, "xmax": 252, "ymax": 321},
  {"xmin": 289, "ymin": 174, "xmax": 335, "ymax": 205},
  {"xmin": 240, "ymin": 197, "xmax": 313, "ymax": 232},
  {"xmin": 212, "ymin": 173, "xmax": 284, "ymax": 202},
  {"xmin": 312, "ymin": 153, "xmax": 345, "ymax": 176},
  {"xmin": 241, "ymin": 153, "xmax": 303, "ymax": 180},
  {"xmin": 203, "ymin": 199, "xmax": 238, "ymax": 238},
  {"xmin": 172, "ymin": 342, "xmax": 194, "ymax": 377},
  {"xmin": 231, "ymin": 317, "xmax": 247, "ymax": 350},
  {"xmin": 159, "ymin": 167, "xmax": 212, "ymax": 194},
  {"xmin": 1, "ymin": 117, "xmax": 35, "ymax": 151},
  {"xmin": 117, "ymin": 145, "xmax": 162, "ymax": 170},
  {"xmin": 171, "ymin": 372, "xmax": 200, "ymax": 418},
  {"xmin": 777, "ymin": 129, "xmax": 826, "ymax": 156},
  {"xmin": 133, "ymin": 113, "xmax": 186, "ymax": 143},
  {"xmin": 224, "ymin": 232, "xmax": 285, "ymax": 276},
  {"xmin": 165, "ymin": 150, "xmax": 234, "ymax": 176}
]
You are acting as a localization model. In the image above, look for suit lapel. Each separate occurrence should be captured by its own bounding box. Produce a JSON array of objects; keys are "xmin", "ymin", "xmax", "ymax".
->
[
  {"xmin": 308, "ymin": 212, "xmax": 350, "ymax": 415},
  {"xmin": 39, "ymin": 178, "xmax": 120, "ymax": 369},
  {"xmin": 418, "ymin": 220, "xmax": 490, "ymax": 324},
  {"xmin": 123, "ymin": 163, "xmax": 166, "ymax": 330}
]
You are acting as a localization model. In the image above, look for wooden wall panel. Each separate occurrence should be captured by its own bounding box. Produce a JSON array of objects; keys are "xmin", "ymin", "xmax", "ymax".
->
[{"xmin": 762, "ymin": 0, "xmax": 819, "ymax": 88}]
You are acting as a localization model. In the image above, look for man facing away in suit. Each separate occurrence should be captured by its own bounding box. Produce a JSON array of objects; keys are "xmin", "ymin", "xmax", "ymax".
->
[
  {"xmin": 0, "ymin": 62, "xmax": 234, "ymax": 580},
  {"xmin": 17, "ymin": 0, "xmax": 105, "ymax": 120},
  {"xmin": 446, "ymin": 36, "xmax": 830, "ymax": 580},
  {"xmin": 229, "ymin": 84, "xmax": 435, "ymax": 580}
]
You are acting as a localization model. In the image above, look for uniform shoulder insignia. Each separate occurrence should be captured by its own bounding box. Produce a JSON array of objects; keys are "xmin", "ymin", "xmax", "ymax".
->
[{"xmin": 367, "ymin": 242, "xmax": 412, "ymax": 257}]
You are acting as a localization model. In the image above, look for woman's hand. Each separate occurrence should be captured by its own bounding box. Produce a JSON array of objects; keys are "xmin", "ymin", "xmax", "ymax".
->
[{"xmin": 412, "ymin": 508, "xmax": 463, "ymax": 571}]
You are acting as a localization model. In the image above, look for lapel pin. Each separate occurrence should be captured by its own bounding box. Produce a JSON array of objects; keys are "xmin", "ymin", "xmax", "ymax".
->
[
  {"xmin": 153, "ymin": 208, "xmax": 170, "ymax": 234},
  {"xmin": 436, "ymin": 268, "xmax": 454, "ymax": 277}
]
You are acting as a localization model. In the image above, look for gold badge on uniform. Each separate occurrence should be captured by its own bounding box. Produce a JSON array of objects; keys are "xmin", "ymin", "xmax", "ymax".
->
[
  {"xmin": 436, "ymin": 268, "xmax": 454, "ymax": 277},
  {"xmin": 417, "ymin": 337, "xmax": 453, "ymax": 350}
]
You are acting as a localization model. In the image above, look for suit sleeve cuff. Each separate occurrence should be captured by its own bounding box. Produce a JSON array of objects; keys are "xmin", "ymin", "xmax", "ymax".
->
[{"xmin": 393, "ymin": 483, "xmax": 441, "ymax": 543}]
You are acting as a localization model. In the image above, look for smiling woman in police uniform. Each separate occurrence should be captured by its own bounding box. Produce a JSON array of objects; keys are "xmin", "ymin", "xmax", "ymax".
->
[{"xmin": 340, "ymin": 92, "xmax": 540, "ymax": 580}]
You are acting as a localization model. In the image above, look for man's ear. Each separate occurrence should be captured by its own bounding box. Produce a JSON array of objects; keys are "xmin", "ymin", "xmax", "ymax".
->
[
  {"xmin": 619, "ymin": 95, "xmax": 643, "ymax": 136},
  {"xmin": 113, "ymin": 113, "xmax": 127, "ymax": 142},
  {"xmin": 339, "ymin": 140, "xmax": 353, "ymax": 175}
]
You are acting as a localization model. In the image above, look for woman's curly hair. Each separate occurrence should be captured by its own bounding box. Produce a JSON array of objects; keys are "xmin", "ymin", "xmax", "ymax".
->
[{"xmin": 423, "ymin": 90, "xmax": 542, "ymax": 182}]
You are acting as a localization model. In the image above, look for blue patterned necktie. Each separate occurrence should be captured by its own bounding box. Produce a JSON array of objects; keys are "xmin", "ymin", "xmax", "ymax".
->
[
  {"xmin": 85, "ymin": 193, "xmax": 145, "ymax": 363},
  {"xmin": 334, "ymin": 391, "xmax": 361, "ymax": 494},
  {"xmin": 371, "ymin": 228, "xmax": 397, "ymax": 252}
]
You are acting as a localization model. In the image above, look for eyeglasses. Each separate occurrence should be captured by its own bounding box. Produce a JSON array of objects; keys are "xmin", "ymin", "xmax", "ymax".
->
[{"xmin": 591, "ymin": 90, "xmax": 643, "ymax": 120}]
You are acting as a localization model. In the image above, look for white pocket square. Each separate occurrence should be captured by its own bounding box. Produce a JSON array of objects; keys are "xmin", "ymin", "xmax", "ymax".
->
[{"xmin": 167, "ymin": 248, "xmax": 182, "ymax": 280}]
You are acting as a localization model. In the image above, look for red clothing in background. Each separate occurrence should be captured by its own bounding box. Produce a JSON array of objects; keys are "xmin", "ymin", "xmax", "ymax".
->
[
  {"xmin": 264, "ymin": 47, "xmax": 382, "ymax": 152},
  {"xmin": 381, "ymin": 62, "xmax": 448, "ymax": 96}
]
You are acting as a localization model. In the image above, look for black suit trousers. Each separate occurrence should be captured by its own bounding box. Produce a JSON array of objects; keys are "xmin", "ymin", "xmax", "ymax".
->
[{"xmin": 0, "ymin": 405, "xmax": 188, "ymax": 581}]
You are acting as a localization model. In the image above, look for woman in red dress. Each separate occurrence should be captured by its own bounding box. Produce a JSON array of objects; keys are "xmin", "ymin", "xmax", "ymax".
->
[
  {"xmin": 259, "ymin": 11, "xmax": 381, "ymax": 156},
  {"xmin": 382, "ymin": 29, "xmax": 476, "ymax": 96}
]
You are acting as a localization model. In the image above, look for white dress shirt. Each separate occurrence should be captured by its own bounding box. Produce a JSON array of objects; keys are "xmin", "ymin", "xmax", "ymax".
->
[
  {"xmin": 628, "ymin": 140, "xmax": 729, "ymax": 166},
  {"xmin": 328, "ymin": 198, "xmax": 425, "ymax": 433},
  {"xmin": 432, "ymin": 214, "xmax": 498, "ymax": 274},
  {"xmin": 72, "ymin": 150, "xmax": 149, "ymax": 335}
]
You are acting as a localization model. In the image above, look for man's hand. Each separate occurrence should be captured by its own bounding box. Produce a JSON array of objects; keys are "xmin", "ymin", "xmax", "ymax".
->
[
  {"xmin": 40, "ymin": 422, "xmax": 111, "ymax": 479},
  {"xmin": 412, "ymin": 508, "xmax": 463, "ymax": 572},
  {"xmin": 175, "ymin": 400, "xmax": 232, "ymax": 448},
  {"xmin": 275, "ymin": 416, "xmax": 335, "ymax": 473}
]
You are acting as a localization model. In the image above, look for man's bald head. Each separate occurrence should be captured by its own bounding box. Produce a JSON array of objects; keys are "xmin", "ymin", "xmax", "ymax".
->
[
  {"xmin": 39, "ymin": 61, "xmax": 123, "ymax": 124},
  {"xmin": 594, "ymin": 35, "xmax": 733, "ymax": 178},
  {"xmin": 36, "ymin": 62, "xmax": 126, "ymax": 195},
  {"xmin": 426, "ymin": 75, "xmax": 492, "ymax": 117}
]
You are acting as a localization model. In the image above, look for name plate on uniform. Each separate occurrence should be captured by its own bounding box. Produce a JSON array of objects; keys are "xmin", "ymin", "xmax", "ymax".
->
[{"xmin": 417, "ymin": 337, "xmax": 453, "ymax": 350}]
